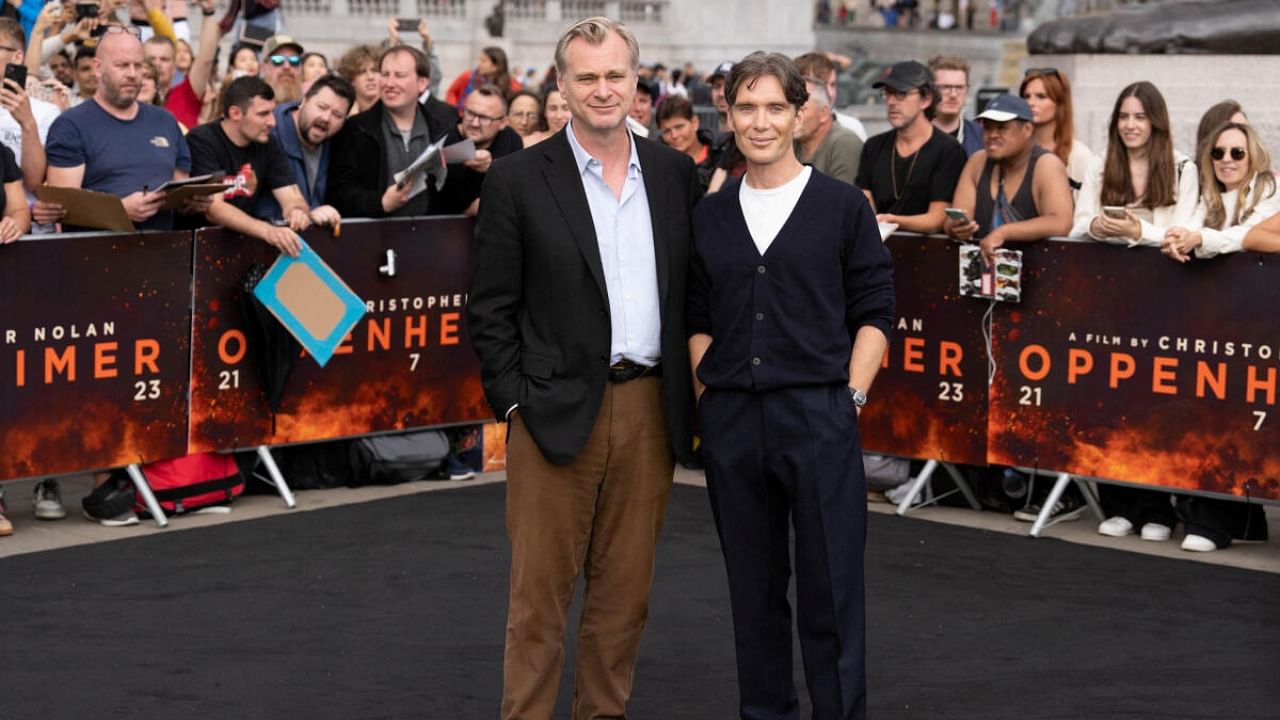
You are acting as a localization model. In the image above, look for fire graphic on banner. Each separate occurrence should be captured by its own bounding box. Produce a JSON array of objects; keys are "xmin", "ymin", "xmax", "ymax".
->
[
  {"xmin": 188, "ymin": 221, "xmax": 490, "ymax": 452},
  {"xmin": 0, "ymin": 233, "xmax": 193, "ymax": 479},
  {"xmin": 859, "ymin": 236, "xmax": 989, "ymax": 466},
  {"xmin": 988, "ymin": 240, "xmax": 1280, "ymax": 500}
]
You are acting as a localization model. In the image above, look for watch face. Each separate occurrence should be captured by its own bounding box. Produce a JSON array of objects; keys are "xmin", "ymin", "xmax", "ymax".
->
[{"xmin": 849, "ymin": 387, "xmax": 867, "ymax": 407}]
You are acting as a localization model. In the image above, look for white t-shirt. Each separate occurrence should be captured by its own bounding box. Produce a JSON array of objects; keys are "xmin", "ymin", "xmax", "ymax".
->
[
  {"xmin": 739, "ymin": 165, "xmax": 812, "ymax": 255},
  {"xmin": 0, "ymin": 96, "xmax": 60, "ymax": 233}
]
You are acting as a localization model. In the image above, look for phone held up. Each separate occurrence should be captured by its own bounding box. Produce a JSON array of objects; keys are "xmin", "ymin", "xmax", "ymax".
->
[{"xmin": 3, "ymin": 63, "xmax": 26, "ymax": 91}]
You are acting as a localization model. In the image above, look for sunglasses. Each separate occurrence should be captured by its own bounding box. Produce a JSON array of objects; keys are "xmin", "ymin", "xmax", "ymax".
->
[
  {"xmin": 269, "ymin": 55, "xmax": 302, "ymax": 67},
  {"xmin": 1210, "ymin": 146, "xmax": 1246, "ymax": 162},
  {"xmin": 1024, "ymin": 67, "xmax": 1060, "ymax": 78}
]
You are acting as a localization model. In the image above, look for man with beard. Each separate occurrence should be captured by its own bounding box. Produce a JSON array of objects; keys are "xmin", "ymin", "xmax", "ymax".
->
[
  {"xmin": 855, "ymin": 60, "xmax": 966, "ymax": 234},
  {"xmin": 40, "ymin": 26, "xmax": 207, "ymax": 232},
  {"xmin": 258, "ymin": 74, "xmax": 355, "ymax": 221},
  {"xmin": 149, "ymin": 0, "xmax": 225, "ymax": 130},
  {"xmin": 326, "ymin": 45, "xmax": 451, "ymax": 218},
  {"xmin": 942, "ymin": 93, "xmax": 1072, "ymax": 264},
  {"xmin": 186, "ymin": 76, "xmax": 328, "ymax": 257},
  {"xmin": 436, "ymin": 83, "xmax": 521, "ymax": 216},
  {"xmin": 260, "ymin": 34, "xmax": 304, "ymax": 105}
]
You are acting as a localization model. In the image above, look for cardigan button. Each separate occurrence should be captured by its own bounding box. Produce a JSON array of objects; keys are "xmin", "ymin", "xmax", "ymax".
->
[
  {"xmin": 754, "ymin": 312, "xmax": 763, "ymax": 321},
  {"xmin": 756, "ymin": 265, "xmax": 766, "ymax": 274},
  {"xmin": 751, "ymin": 357, "xmax": 761, "ymax": 366}
]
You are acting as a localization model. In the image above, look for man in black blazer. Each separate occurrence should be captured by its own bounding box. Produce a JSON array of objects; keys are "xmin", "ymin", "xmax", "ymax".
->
[{"xmin": 467, "ymin": 16, "xmax": 698, "ymax": 720}]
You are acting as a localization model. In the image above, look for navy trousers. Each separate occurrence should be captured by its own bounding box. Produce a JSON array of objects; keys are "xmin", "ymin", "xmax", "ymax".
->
[{"xmin": 699, "ymin": 384, "xmax": 868, "ymax": 720}]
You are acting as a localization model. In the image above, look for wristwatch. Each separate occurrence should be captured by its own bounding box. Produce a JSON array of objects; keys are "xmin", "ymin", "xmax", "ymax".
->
[{"xmin": 848, "ymin": 387, "xmax": 867, "ymax": 408}]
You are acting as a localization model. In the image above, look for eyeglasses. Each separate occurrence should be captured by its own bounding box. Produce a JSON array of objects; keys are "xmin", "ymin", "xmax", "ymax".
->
[
  {"xmin": 269, "ymin": 55, "xmax": 302, "ymax": 67},
  {"xmin": 508, "ymin": 111, "xmax": 539, "ymax": 121},
  {"xmin": 936, "ymin": 84, "xmax": 967, "ymax": 95},
  {"xmin": 1211, "ymin": 146, "xmax": 1247, "ymax": 162},
  {"xmin": 463, "ymin": 108, "xmax": 503, "ymax": 124},
  {"xmin": 880, "ymin": 88, "xmax": 920, "ymax": 102},
  {"xmin": 1024, "ymin": 67, "xmax": 1061, "ymax": 78},
  {"xmin": 100, "ymin": 24, "xmax": 143, "ymax": 39}
]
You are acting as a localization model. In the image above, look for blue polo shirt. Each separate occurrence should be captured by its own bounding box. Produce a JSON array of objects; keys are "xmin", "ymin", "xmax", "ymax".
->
[{"xmin": 46, "ymin": 100, "xmax": 190, "ymax": 231}]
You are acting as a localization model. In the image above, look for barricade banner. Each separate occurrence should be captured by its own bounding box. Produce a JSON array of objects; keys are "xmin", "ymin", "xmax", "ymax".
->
[
  {"xmin": 0, "ymin": 232, "xmax": 193, "ymax": 479},
  {"xmin": 988, "ymin": 240, "xmax": 1280, "ymax": 500},
  {"xmin": 188, "ymin": 219, "xmax": 490, "ymax": 452},
  {"xmin": 859, "ymin": 235, "xmax": 989, "ymax": 466}
]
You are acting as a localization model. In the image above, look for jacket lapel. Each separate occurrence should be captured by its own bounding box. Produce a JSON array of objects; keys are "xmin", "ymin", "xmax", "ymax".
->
[
  {"xmin": 540, "ymin": 131, "xmax": 609, "ymax": 303},
  {"xmin": 637, "ymin": 139, "xmax": 671, "ymax": 305}
]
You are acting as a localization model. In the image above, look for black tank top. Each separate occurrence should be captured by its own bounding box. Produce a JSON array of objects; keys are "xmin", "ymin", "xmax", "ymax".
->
[{"xmin": 975, "ymin": 145, "xmax": 1047, "ymax": 237}]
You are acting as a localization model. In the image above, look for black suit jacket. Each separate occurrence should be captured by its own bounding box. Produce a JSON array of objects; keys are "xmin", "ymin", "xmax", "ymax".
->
[{"xmin": 468, "ymin": 129, "xmax": 698, "ymax": 466}]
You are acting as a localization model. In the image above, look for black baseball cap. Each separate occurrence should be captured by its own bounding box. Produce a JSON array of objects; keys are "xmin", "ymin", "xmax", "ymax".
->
[
  {"xmin": 708, "ymin": 61, "xmax": 734, "ymax": 82},
  {"xmin": 871, "ymin": 61, "xmax": 933, "ymax": 92}
]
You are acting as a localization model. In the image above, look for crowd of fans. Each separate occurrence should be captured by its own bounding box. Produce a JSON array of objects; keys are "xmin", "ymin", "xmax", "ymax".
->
[{"xmin": 0, "ymin": 4, "xmax": 1272, "ymax": 551}]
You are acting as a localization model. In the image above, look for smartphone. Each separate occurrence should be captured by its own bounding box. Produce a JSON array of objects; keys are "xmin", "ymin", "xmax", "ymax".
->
[
  {"xmin": 944, "ymin": 207, "xmax": 971, "ymax": 225},
  {"xmin": 1102, "ymin": 205, "xmax": 1128, "ymax": 220},
  {"xmin": 74, "ymin": 2, "xmax": 98, "ymax": 21},
  {"xmin": 239, "ymin": 23, "xmax": 274, "ymax": 48},
  {"xmin": 3, "ymin": 63, "xmax": 26, "ymax": 91},
  {"xmin": 397, "ymin": 18, "xmax": 420, "ymax": 32}
]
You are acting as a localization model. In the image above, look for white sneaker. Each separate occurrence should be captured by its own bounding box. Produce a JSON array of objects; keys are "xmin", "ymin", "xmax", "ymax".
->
[
  {"xmin": 1097, "ymin": 516, "xmax": 1134, "ymax": 537},
  {"xmin": 1140, "ymin": 523, "xmax": 1172, "ymax": 542},
  {"xmin": 1181, "ymin": 534, "xmax": 1219, "ymax": 552}
]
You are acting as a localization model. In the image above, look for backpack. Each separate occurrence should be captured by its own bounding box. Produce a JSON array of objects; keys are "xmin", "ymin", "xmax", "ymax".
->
[
  {"xmin": 349, "ymin": 430, "xmax": 450, "ymax": 486},
  {"xmin": 135, "ymin": 452, "xmax": 246, "ymax": 516}
]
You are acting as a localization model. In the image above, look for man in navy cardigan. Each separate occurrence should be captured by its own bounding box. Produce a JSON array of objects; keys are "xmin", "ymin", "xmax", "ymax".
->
[{"xmin": 687, "ymin": 52, "xmax": 895, "ymax": 720}]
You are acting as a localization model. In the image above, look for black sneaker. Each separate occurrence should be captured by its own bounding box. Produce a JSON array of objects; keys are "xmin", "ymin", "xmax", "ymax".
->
[{"xmin": 1014, "ymin": 492, "xmax": 1086, "ymax": 523}]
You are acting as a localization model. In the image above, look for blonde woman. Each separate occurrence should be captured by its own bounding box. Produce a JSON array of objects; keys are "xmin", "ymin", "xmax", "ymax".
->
[{"xmin": 1163, "ymin": 122, "xmax": 1280, "ymax": 261}]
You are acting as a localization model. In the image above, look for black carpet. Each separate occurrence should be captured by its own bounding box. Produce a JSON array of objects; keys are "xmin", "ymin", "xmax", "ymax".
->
[{"xmin": 4, "ymin": 483, "xmax": 1278, "ymax": 720}]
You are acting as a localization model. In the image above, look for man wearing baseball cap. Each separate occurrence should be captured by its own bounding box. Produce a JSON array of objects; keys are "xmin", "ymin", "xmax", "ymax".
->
[
  {"xmin": 708, "ymin": 61, "xmax": 734, "ymax": 134},
  {"xmin": 943, "ymin": 93, "xmax": 1073, "ymax": 264},
  {"xmin": 261, "ymin": 34, "xmax": 305, "ymax": 104},
  {"xmin": 855, "ymin": 60, "xmax": 967, "ymax": 233}
]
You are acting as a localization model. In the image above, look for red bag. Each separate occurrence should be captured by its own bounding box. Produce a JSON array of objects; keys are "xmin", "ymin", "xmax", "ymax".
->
[{"xmin": 135, "ymin": 453, "xmax": 245, "ymax": 516}]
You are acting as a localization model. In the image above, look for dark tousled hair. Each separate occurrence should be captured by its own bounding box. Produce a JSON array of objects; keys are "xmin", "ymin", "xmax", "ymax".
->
[
  {"xmin": 304, "ymin": 73, "xmax": 356, "ymax": 107},
  {"xmin": 221, "ymin": 75, "xmax": 274, "ymax": 118},
  {"xmin": 1101, "ymin": 81, "xmax": 1177, "ymax": 210},
  {"xmin": 725, "ymin": 51, "xmax": 808, "ymax": 110},
  {"xmin": 656, "ymin": 94, "xmax": 695, "ymax": 124}
]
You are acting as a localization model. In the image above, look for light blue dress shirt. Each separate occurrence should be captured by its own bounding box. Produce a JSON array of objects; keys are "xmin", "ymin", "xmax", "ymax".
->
[{"xmin": 565, "ymin": 121, "xmax": 662, "ymax": 366}]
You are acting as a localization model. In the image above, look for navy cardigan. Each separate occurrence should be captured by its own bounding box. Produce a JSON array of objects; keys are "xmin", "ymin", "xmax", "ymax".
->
[{"xmin": 687, "ymin": 171, "xmax": 895, "ymax": 391}]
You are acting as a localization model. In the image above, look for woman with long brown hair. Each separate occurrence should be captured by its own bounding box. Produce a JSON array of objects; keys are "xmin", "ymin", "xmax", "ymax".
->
[
  {"xmin": 1071, "ymin": 81, "xmax": 1199, "ymax": 246},
  {"xmin": 444, "ymin": 46, "xmax": 521, "ymax": 110},
  {"xmin": 1020, "ymin": 67, "xmax": 1092, "ymax": 198}
]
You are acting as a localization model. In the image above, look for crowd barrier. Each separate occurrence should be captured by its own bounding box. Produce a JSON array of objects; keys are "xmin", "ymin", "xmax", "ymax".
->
[
  {"xmin": 864, "ymin": 234, "xmax": 1280, "ymax": 517},
  {"xmin": 2, "ymin": 223, "xmax": 1277, "ymax": 511}
]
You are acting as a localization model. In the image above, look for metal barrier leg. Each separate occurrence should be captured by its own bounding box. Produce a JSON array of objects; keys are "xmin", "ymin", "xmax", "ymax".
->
[
  {"xmin": 125, "ymin": 463, "xmax": 168, "ymax": 528},
  {"xmin": 256, "ymin": 446, "xmax": 297, "ymax": 509},
  {"xmin": 1078, "ymin": 478, "xmax": 1105, "ymax": 522},
  {"xmin": 895, "ymin": 459, "xmax": 937, "ymax": 516},
  {"xmin": 1029, "ymin": 472, "xmax": 1072, "ymax": 538},
  {"xmin": 940, "ymin": 462, "xmax": 982, "ymax": 511}
]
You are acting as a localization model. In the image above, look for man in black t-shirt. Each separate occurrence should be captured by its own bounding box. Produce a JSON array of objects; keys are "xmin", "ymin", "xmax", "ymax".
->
[
  {"xmin": 188, "ymin": 76, "xmax": 333, "ymax": 257},
  {"xmin": 855, "ymin": 60, "xmax": 967, "ymax": 234}
]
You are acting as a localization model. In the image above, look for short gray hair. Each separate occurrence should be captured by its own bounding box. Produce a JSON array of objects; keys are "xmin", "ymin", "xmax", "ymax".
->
[
  {"xmin": 805, "ymin": 77, "xmax": 832, "ymax": 111},
  {"xmin": 554, "ymin": 16, "xmax": 640, "ymax": 76}
]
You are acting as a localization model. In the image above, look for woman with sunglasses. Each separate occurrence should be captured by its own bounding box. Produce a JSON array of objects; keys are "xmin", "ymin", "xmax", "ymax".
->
[
  {"xmin": 1162, "ymin": 122, "xmax": 1279, "ymax": 262},
  {"xmin": 1020, "ymin": 67, "xmax": 1092, "ymax": 200},
  {"xmin": 1071, "ymin": 81, "xmax": 1199, "ymax": 247}
]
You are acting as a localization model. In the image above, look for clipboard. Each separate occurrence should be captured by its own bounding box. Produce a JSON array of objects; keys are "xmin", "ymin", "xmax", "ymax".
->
[
  {"xmin": 36, "ymin": 185, "xmax": 135, "ymax": 233},
  {"xmin": 252, "ymin": 237, "xmax": 367, "ymax": 367},
  {"xmin": 159, "ymin": 183, "xmax": 225, "ymax": 210}
]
